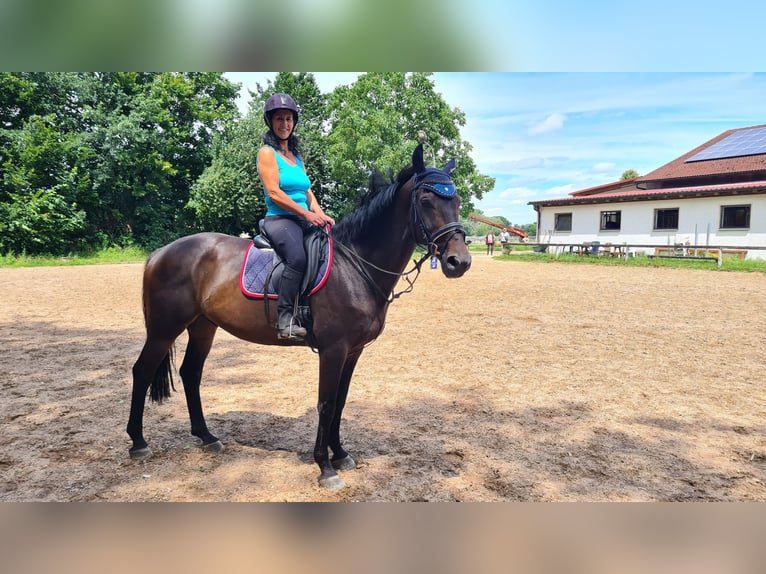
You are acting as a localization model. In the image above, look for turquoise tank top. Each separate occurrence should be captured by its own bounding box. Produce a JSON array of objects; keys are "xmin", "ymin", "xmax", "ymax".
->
[{"xmin": 259, "ymin": 146, "xmax": 311, "ymax": 216}]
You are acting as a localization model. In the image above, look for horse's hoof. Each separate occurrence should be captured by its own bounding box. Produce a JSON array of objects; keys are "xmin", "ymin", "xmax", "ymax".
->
[
  {"xmin": 318, "ymin": 474, "xmax": 346, "ymax": 491},
  {"xmin": 201, "ymin": 440, "xmax": 224, "ymax": 453},
  {"xmin": 332, "ymin": 455, "xmax": 356, "ymax": 471},
  {"xmin": 129, "ymin": 446, "xmax": 153, "ymax": 460}
]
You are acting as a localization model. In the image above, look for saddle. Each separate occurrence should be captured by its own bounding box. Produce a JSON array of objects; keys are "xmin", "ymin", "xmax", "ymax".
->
[{"xmin": 239, "ymin": 222, "xmax": 332, "ymax": 301}]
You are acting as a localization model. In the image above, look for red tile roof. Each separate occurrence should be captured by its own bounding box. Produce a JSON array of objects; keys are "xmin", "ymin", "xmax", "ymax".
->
[
  {"xmin": 529, "ymin": 124, "xmax": 766, "ymax": 208},
  {"xmin": 638, "ymin": 124, "xmax": 766, "ymax": 184}
]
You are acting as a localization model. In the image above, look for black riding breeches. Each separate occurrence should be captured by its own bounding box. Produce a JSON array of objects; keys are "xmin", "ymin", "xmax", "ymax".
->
[{"xmin": 262, "ymin": 215, "xmax": 311, "ymax": 273}]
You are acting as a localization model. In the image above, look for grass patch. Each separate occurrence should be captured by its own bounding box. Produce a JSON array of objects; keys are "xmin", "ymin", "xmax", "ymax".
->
[
  {"xmin": 0, "ymin": 246, "xmax": 148, "ymax": 268},
  {"xmin": 493, "ymin": 251, "xmax": 766, "ymax": 273}
]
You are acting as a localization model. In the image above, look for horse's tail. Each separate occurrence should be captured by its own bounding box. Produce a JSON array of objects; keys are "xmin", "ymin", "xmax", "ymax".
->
[
  {"xmin": 141, "ymin": 250, "xmax": 177, "ymax": 403},
  {"xmin": 150, "ymin": 346, "xmax": 176, "ymax": 403}
]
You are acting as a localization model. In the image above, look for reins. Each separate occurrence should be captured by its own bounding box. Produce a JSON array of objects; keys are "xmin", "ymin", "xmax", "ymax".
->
[{"xmin": 331, "ymin": 238, "xmax": 429, "ymax": 303}]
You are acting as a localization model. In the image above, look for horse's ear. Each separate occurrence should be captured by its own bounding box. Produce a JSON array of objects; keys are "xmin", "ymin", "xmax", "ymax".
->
[
  {"xmin": 413, "ymin": 143, "xmax": 425, "ymax": 174},
  {"xmin": 444, "ymin": 158, "xmax": 456, "ymax": 175}
]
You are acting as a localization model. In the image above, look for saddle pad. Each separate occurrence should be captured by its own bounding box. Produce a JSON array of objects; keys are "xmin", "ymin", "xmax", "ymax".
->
[{"xmin": 239, "ymin": 237, "xmax": 333, "ymax": 299}]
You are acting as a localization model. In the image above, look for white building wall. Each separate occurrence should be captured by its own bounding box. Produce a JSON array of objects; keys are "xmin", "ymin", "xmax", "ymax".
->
[{"xmin": 538, "ymin": 194, "xmax": 766, "ymax": 259}]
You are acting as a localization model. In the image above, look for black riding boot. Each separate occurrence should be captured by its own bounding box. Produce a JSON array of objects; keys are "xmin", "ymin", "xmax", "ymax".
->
[{"xmin": 276, "ymin": 266, "xmax": 307, "ymax": 340}]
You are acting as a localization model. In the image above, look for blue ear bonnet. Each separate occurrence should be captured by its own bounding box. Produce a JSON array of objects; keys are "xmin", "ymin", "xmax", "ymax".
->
[{"xmin": 414, "ymin": 167, "xmax": 457, "ymax": 198}]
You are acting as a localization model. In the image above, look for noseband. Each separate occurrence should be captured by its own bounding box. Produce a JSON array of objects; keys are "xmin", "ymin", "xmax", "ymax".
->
[{"xmin": 410, "ymin": 175, "xmax": 465, "ymax": 257}]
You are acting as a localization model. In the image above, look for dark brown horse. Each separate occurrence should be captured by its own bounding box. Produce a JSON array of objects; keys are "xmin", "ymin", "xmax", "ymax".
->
[{"xmin": 127, "ymin": 144, "xmax": 471, "ymax": 490}]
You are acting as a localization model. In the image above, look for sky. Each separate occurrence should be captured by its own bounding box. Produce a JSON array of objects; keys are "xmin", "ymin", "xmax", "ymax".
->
[{"xmin": 225, "ymin": 72, "xmax": 766, "ymax": 226}]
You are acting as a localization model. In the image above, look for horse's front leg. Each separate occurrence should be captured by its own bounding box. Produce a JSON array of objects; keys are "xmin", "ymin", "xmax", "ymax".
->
[
  {"xmin": 314, "ymin": 346, "xmax": 352, "ymax": 490},
  {"xmin": 328, "ymin": 351, "xmax": 362, "ymax": 473}
]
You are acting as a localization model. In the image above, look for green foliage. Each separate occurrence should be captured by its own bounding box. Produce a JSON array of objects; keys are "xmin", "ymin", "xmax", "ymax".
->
[
  {"xmin": 187, "ymin": 115, "xmax": 265, "ymax": 235},
  {"xmin": 325, "ymin": 73, "xmax": 494, "ymax": 217},
  {"xmin": 2, "ymin": 72, "xmax": 495, "ymax": 254},
  {"xmin": 0, "ymin": 72, "xmax": 239, "ymax": 254},
  {"xmin": 621, "ymin": 169, "xmax": 639, "ymax": 180},
  {"xmin": 0, "ymin": 245, "xmax": 147, "ymax": 267},
  {"xmin": 500, "ymin": 252, "xmax": 766, "ymax": 273},
  {"xmin": 0, "ymin": 188, "xmax": 86, "ymax": 254}
]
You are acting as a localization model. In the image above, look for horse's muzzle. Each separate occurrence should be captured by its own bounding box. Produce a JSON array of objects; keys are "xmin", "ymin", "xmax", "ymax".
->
[{"xmin": 441, "ymin": 250, "xmax": 472, "ymax": 278}]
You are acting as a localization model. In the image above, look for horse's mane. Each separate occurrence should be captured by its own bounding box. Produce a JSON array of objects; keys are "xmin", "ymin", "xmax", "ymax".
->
[{"xmin": 332, "ymin": 164, "xmax": 415, "ymax": 246}]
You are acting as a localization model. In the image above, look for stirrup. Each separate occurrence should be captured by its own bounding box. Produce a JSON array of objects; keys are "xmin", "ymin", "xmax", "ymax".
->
[{"xmin": 277, "ymin": 321, "xmax": 307, "ymax": 340}]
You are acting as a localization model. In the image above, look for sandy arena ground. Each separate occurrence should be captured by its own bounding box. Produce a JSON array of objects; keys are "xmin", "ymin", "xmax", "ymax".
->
[{"xmin": 1, "ymin": 254, "xmax": 765, "ymax": 501}]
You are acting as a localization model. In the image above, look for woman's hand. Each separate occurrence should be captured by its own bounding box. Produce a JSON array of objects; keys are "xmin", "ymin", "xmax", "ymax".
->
[
  {"xmin": 305, "ymin": 190, "xmax": 334, "ymax": 227},
  {"xmin": 304, "ymin": 210, "xmax": 335, "ymax": 227}
]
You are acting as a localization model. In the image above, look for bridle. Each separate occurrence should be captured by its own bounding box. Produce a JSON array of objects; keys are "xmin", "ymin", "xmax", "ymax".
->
[
  {"xmin": 409, "ymin": 174, "xmax": 466, "ymax": 259},
  {"xmin": 331, "ymin": 172, "xmax": 465, "ymax": 303}
]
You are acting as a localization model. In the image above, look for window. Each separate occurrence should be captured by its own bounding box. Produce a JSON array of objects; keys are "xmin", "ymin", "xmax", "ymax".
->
[
  {"xmin": 720, "ymin": 204, "xmax": 750, "ymax": 229},
  {"xmin": 654, "ymin": 208, "xmax": 679, "ymax": 230},
  {"xmin": 554, "ymin": 212, "xmax": 572, "ymax": 232},
  {"xmin": 600, "ymin": 210, "xmax": 621, "ymax": 231}
]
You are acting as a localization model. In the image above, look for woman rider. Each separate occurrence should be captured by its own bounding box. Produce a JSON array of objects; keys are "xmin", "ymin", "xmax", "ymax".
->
[{"xmin": 257, "ymin": 93, "xmax": 335, "ymax": 340}]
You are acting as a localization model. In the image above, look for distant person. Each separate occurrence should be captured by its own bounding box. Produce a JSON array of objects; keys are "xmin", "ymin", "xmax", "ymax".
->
[
  {"xmin": 485, "ymin": 231, "xmax": 495, "ymax": 255},
  {"xmin": 500, "ymin": 229, "xmax": 510, "ymax": 254}
]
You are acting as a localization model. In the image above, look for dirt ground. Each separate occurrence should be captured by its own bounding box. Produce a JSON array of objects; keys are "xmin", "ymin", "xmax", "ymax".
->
[{"xmin": 1, "ymin": 253, "xmax": 765, "ymax": 501}]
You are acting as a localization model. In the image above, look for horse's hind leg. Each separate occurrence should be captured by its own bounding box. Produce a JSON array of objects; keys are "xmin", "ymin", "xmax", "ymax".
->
[
  {"xmin": 127, "ymin": 336, "xmax": 176, "ymax": 459},
  {"xmin": 179, "ymin": 317, "xmax": 223, "ymax": 453}
]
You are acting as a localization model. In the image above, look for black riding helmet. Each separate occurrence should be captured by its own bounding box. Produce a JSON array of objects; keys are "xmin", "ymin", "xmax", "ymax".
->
[{"xmin": 263, "ymin": 93, "xmax": 299, "ymax": 130}]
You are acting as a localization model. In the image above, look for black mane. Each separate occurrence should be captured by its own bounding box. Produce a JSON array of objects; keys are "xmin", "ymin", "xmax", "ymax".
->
[{"xmin": 332, "ymin": 164, "xmax": 415, "ymax": 246}]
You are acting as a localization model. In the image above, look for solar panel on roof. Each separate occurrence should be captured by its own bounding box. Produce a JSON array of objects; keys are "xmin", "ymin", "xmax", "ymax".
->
[{"xmin": 685, "ymin": 126, "xmax": 766, "ymax": 162}]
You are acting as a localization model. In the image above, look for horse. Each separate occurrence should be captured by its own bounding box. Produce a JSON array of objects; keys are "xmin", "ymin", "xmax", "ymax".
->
[{"xmin": 127, "ymin": 143, "xmax": 472, "ymax": 490}]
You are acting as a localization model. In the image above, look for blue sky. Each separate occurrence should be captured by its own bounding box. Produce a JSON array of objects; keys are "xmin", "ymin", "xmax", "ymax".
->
[
  {"xmin": 473, "ymin": 1, "xmax": 766, "ymax": 71},
  {"xmin": 225, "ymin": 72, "xmax": 766, "ymax": 225}
]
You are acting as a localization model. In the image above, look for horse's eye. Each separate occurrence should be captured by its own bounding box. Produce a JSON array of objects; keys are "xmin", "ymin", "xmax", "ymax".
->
[{"xmin": 420, "ymin": 196, "xmax": 434, "ymax": 209}]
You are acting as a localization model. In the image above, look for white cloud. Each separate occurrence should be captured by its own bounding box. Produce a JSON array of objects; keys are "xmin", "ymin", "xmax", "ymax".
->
[
  {"xmin": 493, "ymin": 156, "xmax": 570, "ymax": 171},
  {"xmin": 498, "ymin": 186, "xmax": 538, "ymax": 204},
  {"xmin": 528, "ymin": 112, "xmax": 566, "ymax": 135},
  {"xmin": 542, "ymin": 183, "xmax": 575, "ymax": 197}
]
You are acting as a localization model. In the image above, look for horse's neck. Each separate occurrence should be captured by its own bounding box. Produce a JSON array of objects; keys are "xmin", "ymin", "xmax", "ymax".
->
[{"xmin": 350, "ymin": 188, "xmax": 417, "ymax": 296}]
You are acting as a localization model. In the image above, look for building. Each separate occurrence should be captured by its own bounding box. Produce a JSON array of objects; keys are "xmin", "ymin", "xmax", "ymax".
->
[{"xmin": 529, "ymin": 124, "xmax": 766, "ymax": 259}]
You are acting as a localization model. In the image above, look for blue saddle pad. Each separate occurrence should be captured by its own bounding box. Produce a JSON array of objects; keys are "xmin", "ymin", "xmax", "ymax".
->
[{"xmin": 239, "ymin": 234, "xmax": 333, "ymax": 299}]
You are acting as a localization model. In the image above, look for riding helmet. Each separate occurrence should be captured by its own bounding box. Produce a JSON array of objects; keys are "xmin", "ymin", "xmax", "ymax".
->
[{"xmin": 263, "ymin": 93, "xmax": 299, "ymax": 129}]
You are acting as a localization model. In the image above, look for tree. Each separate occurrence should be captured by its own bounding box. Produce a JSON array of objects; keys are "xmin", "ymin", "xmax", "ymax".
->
[
  {"xmin": 77, "ymin": 72, "xmax": 240, "ymax": 248},
  {"xmin": 187, "ymin": 114, "xmax": 265, "ymax": 234},
  {"xmin": 0, "ymin": 72, "xmax": 240, "ymax": 254},
  {"xmin": 1, "ymin": 74, "xmax": 89, "ymax": 253},
  {"xmin": 621, "ymin": 169, "xmax": 639, "ymax": 180},
  {"xmin": 325, "ymin": 73, "xmax": 493, "ymax": 217}
]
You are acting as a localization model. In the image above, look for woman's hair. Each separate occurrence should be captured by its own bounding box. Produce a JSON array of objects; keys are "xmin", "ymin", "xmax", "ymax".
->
[{"xmin": 262, "ymin": 126, "xmax": 301, "ymax": 156}]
